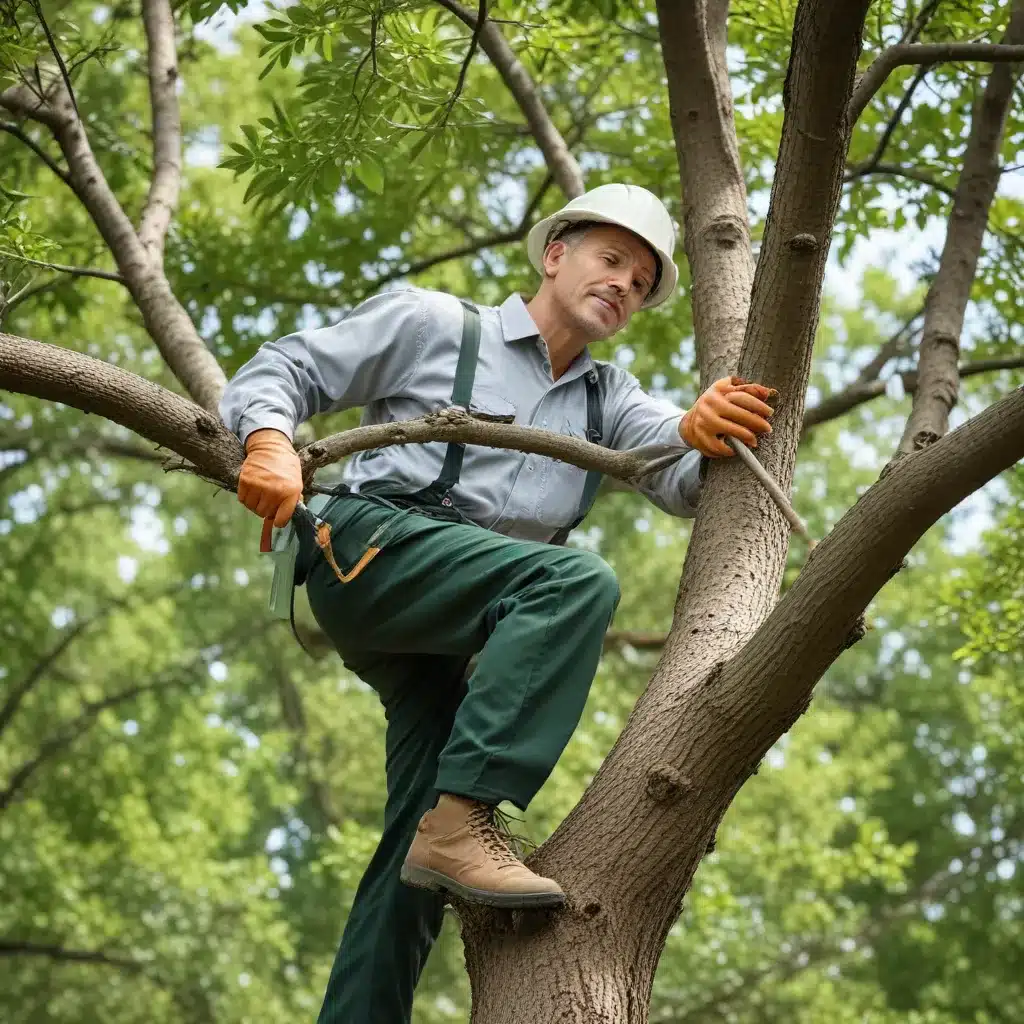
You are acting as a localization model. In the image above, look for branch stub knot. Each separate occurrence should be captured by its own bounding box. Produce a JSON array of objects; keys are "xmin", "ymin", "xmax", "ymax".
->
[{"xmin": 645, "ymin": 763, "xmax": 692, "ymax": 804}]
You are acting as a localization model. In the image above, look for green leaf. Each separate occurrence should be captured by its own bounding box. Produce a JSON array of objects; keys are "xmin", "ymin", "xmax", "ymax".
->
[{"xmin": 353, "ymin": 154, "xmax": 384, "ymax": 194}]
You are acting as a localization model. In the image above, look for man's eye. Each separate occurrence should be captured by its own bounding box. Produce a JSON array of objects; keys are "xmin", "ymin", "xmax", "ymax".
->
[
  {"xmin": 634, "ymin": 279, "xmax": 647, "ymax": 292},
  {"xmin": 603, "ymin": 254, "xmax": 617, "ymax": 265}
]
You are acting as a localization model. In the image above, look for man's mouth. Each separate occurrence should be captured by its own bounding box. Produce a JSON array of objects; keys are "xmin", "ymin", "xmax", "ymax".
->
[{"xmin": 592, "ymin": 294, "xmax": 618, "ymax": 319}]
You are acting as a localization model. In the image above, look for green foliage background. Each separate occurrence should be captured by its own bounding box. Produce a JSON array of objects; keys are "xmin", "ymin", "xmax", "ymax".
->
[{"xmin": 1, "ymin": 0, "xmax": 1022, "ymax": 1020}]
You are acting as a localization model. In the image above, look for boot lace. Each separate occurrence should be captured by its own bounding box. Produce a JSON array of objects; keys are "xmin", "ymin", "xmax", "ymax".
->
[{"xmin": 467, "ymin": 804, "xmax": 537, "ymax": 864}]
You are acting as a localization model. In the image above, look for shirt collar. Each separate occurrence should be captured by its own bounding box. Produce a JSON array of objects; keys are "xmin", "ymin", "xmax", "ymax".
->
[
  {"xmin": 497, "ymin": 292, "xmax": 596, "ymax": 382},
  {"xmin": 498, "ymin": 293, "xmax": 540, "ymax": 342}
]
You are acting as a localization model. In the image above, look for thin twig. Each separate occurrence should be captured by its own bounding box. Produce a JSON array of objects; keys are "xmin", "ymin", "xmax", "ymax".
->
[
  {"xmin": 903, "ymin": 0, "xmax": 943, "ymax": 46},
  {"xmin": 856, "ymin": 310, "xmax": 923, "ymax": 384},
  {"xmin": 434, "ymin": 0, "xmax": 584, "ymax": 197},
  {"xmin": 0, "ymin": 276, "xmax": 61, "ymax": 320},
  {"xmin": 0, "ymin": 251, "xmax": 124, "ymax": 284},
  {"xmin": 0, "ymin": 120, "xmax": 69, "ymax": 183},
  {"xmin": 845, "ymin": 161, "xmax": 957, "ymax": 197},
  {"xmin": 728, "ymin": 438, "xmax": 816, "ymax": 548},
  {"xmin": 438, "ymin": 0, "xmax": 487, "ymax": 127},
  {"xmin": 802, "ymin": 353, "xmax": 1024, "ymax": 435},
  {"xmin": 847, "ymin": 63, "xmax": 929, "ymax": 176},
  {"xmin": 27, "ymin": 0, "xmax": 80, "ymax": 118}
]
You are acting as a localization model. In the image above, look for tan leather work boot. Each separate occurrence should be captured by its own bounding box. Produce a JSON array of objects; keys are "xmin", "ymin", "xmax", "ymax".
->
[{"xmin": 400, "ymin": 794, "xmax": 565, "ymax": 909}]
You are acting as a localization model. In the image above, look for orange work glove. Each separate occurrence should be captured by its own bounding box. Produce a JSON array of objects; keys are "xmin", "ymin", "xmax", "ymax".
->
[
  {"xmin": 236, "ymin": 428, "xmax": 303, "ymax": 528},
  {"xmin": 681, "ymin": 376, "xmax": 777, "ymax": 458}
]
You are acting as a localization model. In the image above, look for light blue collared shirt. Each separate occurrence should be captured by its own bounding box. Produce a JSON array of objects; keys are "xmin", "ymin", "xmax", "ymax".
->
[{"xmin": 220, "ymin": 288, "xmax": 704, "ymax": 543}]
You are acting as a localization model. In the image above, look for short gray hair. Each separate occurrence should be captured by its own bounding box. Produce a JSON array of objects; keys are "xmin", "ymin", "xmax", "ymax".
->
[{"xmin": 547, "ymin": 220, "xmax": 595, "ymax": 251}]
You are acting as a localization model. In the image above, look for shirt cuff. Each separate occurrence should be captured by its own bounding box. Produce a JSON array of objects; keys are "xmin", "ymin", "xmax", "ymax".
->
[{"xmin": 236, "ymin": 411, "xmax": 297, "ymax": 446}]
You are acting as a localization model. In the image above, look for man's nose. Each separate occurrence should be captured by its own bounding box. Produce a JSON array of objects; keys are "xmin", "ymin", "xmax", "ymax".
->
[{"xmin": 606, "ymin": 272, "xmax": 628, "ymax": 296}]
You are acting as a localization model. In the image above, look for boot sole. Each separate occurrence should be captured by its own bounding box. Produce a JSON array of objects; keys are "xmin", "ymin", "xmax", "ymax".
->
[{"xmin": 400, "ymin": 864, "xmax": 565, "ymax": 909}]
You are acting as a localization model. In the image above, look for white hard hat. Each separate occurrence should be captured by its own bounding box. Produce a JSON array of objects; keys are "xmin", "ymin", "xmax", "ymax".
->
[{"xmin": 526, "ymin": 183, "xmax": 679, "ymax": 308}]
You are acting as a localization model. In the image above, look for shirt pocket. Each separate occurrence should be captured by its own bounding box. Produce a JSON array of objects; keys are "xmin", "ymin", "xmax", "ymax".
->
[{"xmin": 468, "ymin": 389, "xmax": 517, "ymax": 423}]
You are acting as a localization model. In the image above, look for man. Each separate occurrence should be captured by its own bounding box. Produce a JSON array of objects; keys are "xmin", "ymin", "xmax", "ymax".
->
[{"xmin": 219, "ymin": 183, "xmax": 774, "ymax": 1023}]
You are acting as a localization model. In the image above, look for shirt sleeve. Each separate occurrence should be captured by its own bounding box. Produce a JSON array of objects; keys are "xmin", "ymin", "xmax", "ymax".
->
[
  {"xmin": 600, "ymin": 363, "xmax": 707, "ymax": 518},
  {"xmin": 218, "ymin": 288, "xmax": 430, "ymax": 443}
]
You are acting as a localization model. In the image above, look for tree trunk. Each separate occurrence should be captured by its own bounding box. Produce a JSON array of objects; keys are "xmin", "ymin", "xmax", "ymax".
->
[{"xmin": 463, "ymin": 0, "xmax": 876, "ymax": 1017}]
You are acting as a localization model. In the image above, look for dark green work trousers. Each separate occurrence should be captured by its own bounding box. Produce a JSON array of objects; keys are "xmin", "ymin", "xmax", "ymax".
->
[{"xmin": 305, "ymin": 493, "xmax": 620, "ymax": 1024}]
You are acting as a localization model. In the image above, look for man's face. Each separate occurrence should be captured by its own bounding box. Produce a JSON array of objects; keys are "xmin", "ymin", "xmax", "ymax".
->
[{"xmin": 542, "ymin": 223, "xmax": 658, "ymax": 341}]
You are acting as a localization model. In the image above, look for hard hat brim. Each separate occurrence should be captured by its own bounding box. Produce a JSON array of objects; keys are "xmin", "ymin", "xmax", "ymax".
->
[{"xmin": 527, "ymin": 209, "xmax": 678, "ymax": 308}]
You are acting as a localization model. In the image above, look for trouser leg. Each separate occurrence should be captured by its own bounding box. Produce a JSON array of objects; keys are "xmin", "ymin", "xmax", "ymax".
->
[
  {"xmin": 305, "ymin": 496, "xmax": 621, "ymax": 811},
  {"xmin": 316, "ymin": 653, "xmax": 467, "ymax": 1024}
]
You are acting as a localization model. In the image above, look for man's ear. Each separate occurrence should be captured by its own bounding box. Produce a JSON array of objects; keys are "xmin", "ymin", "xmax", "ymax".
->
[{"xmin": 542, "ymin": 240, "xmax": 569, "ymax": 277}]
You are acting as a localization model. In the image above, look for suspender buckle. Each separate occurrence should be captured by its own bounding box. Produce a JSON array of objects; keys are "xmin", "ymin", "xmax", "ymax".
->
[{"xmin": 586, "ymin": 427, "xmax": 602, "ymax": 444}]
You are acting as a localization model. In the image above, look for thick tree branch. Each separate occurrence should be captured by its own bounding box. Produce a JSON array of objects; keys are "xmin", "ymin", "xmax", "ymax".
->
[
  {"xmin": 722, "ymin": 385, "xmax": 1024, "ymax": 764},
  {"xmin": 657, "ymin": 0, "xmax": 753, "ymax": 384},
  {"xmin": 138, "ymin": 0, "xmax": 183, "ymax": 265},
  {"xmin": 0, "ymin": 82, "xmax": 227, "ymax": 412},
  {"xmin": 0, "ymin": 332, "xmax": 675, "ymax": 489},
  {"xmin": 851, "ymin": 42, "xmax": 1024, "ymax": 122},
  {"xmin": 0, "ymin": 120, "xmax": 69, "ymax": 184},
  {"xmin": 0, "ymin": 333, "xmax": 836, "ymax": 558},
  {"xmin": 434, "ymin": 0, "xmax": 584, "ymax": 198},
  {"xmin": 297, "ymin": 408, "xmax": 682, "ymax": 483},
  {"xmin": 0, "ymin": 332, "xmax": 244, "ymax": 486},
  {"xmin": 898, "ymin": 0, "xmax": 1024, "ymax": 453},
  {"xmin": 652, "ymin": 0, "xmax": 873, "ymax": 672},
  {"xmin": 531, "ymin": 386, "xmax": 1024, "ymax": 930}
]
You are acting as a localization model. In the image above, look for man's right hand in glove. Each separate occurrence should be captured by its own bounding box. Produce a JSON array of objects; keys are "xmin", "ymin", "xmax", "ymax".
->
[
  {"xmin": 681, "ymin": 376, "xmax": 776, "ymax": 459},
  {"xmin": 236, "ymin": 428, "xmax": 303, "ymax": 528}
]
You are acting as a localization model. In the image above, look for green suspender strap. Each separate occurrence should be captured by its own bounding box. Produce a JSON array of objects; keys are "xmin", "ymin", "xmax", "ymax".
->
[
  {"xmin": 404, "ymin": 299, "xmax": 481, "ymax": 511},
  {"xmin": 551, "ymin": 366, "xmax": 604, "ymax": 546}
]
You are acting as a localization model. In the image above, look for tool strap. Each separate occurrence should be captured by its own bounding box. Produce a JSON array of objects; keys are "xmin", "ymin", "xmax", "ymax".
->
[{"xmin": 550, "ymin": 366, "xmax": 604, "ymax": 546}]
